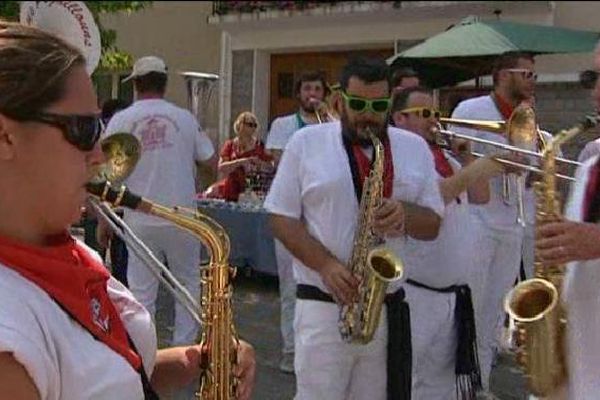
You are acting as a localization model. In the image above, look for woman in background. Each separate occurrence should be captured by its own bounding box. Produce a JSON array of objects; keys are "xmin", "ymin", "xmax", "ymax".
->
[{"xmin": 207, "ymin": 111, "xmax": 274, "ymax": 201}]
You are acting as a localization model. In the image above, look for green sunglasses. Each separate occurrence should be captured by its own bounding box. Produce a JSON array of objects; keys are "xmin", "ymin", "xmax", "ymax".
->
[{"xmin": 341, "ymin": 92, "xmax": 391, "ymax": 114}]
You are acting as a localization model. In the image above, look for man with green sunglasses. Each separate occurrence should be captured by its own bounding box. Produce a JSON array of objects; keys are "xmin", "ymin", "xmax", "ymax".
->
[
  {"xmin": 265, "ymin": 57, "xmax": 444, "ymax": 400},
  {"xmin": 340, "ymin": 91, "xmax": 391, "ymax": 115}
]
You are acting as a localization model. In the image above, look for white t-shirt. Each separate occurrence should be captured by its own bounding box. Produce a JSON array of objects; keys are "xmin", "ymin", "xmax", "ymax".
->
[
  {"xmin": 264, "ymin": 121, "xmax": 444, "ymax": 294},
  {"xmin": 0, "ymin": 246, "xmax": 157, "ymax": 400},
  {"xmin": 104, "ymin": 99, "xmax": 215, "ymax": 226},
  {"xmin": 451, "ymin": 95, "xmax": 526, "ymax": 232},
  {"xmin": 562, "ymin": 155, "xmax": 600, "ymax": 399},
  {"xmin": 265, "ymin": 113, "xmax": 302, "ymax": 150},
  {"xmin": 578, "ymin": 137, "xmax": 600, "ymax": 163},
  {"xmin": 401, "ymin": 153, "xmax": 474, "ymax": 287}
]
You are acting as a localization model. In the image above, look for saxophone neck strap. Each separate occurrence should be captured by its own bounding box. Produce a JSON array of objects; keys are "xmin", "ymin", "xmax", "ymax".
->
[{"xmin": 341, "ymin": 129, "xmax": 394, "ymax": 202}]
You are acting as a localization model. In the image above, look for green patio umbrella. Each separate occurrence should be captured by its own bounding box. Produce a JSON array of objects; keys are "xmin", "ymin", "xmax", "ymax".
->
[{"xmin": 388, "ymin": 17, "xmax": 600, "ymax": 88}]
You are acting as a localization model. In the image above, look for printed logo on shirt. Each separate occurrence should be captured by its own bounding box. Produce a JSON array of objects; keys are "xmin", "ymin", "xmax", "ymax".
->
[
  {"xmin": 90, "ymin": 297, "xmax": 110, "ymax": 333},
  {"xmin": 133, "ymin": 114, "xmax": 177, "ymax": 152}
]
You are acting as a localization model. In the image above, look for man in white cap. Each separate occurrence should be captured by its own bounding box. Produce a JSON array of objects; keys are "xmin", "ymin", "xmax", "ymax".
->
[{"xmin": 103, "ymin": 56, "xmax": 217, "ymax": 346}]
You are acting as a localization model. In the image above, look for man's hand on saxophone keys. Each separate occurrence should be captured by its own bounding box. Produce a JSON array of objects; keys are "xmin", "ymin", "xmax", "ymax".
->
[
  {"xmin": 373, "ymin": 199, "xmax": 405, "ymax": 238},
  {"xmin": 537, "ymin": 220, "xmax": 600, "ymax": 264},
  {"xmin": 234, "ymin": 340, "xmax": 257, "ymax": 400},
  {"xmin": 321, "ymin": 259, "xmax": 359, "ymax": 306}
]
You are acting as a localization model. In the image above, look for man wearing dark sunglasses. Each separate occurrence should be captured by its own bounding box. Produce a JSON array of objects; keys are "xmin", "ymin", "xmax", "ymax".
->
[
  {"xmin": 266, "ymin": 57, "xmax": 444, "ymax": 400},
  {"xmin": 391, "ymin": 86, "xmax": 517, "ymax": 399},
  {"xmin": 450, "ymin": 52, "xmax": 539, "ymax": 398},
  {"xmin": 103, "ymin": 56, "xmax": 217, "ymax": 356}
]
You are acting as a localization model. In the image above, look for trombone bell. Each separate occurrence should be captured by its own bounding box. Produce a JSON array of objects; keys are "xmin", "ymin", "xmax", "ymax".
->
[{"xmin": 91, "ymin": 133, "xmax": 141, "ymax": 184}]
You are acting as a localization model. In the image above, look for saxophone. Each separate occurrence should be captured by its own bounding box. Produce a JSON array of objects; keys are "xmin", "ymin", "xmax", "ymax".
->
[
  {"xmin": 338, "ymin": 128, "xmax": 404, "ymax": 344},
  {"xmin": 87, "ymin": 181, "xmax": 239, "ymax": 400},
  {"xmin": 504, "ymin": 117, "xmax": 597, "ymax": 397}
]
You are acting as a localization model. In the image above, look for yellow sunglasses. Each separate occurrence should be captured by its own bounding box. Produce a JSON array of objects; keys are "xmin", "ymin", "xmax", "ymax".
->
[{"xmin": 399, "ymin": 107, "xmax": 441, "ymax": 119}]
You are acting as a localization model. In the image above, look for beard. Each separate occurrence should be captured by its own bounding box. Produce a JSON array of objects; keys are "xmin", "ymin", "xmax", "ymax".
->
[
  {"xmin": 340, "ymin": 112, "xmax": 388, "ymax": 147},
  {"xmin": 508, "ymin": 79, "xmax": 531, "ymax": 104},
  {"xmin": 300, "ymin": 97, "xmax": 321, "ymax": 113}
]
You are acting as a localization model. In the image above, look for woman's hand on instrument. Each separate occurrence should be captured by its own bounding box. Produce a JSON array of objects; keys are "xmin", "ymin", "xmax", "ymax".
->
[
  {"xmin": 320, "ymin": 259, "xmax": 359, "ymax": 306},
  {"xmin": 537, "ymin": 220, "xmax": 600, "ymax": 264},
  {"xmin": 234, "ymin": 340, "xmax": 256, "ymax": 400},
  {"xmin": 373, "ymin": 199, "xmax": 405, "ymax": 238}
]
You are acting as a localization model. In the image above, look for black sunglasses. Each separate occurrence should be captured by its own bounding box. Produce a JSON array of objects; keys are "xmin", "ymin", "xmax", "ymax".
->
[
  {"xmin": 580, "ymin": 70, "xmax": 599, "ymax": 89},
  {"xmin": 243, "ymin": 121, "xmax": 258, "ymax": 128},
  {"xmin": 7, "ymin": 111, "xmax": 103, "ymax": 151}
]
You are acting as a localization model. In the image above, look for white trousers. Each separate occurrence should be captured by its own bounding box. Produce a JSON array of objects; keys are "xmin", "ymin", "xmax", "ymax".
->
[
  {"xmin": 294, "ymin": 299, "xmax": 387, "ymax": 400},
  {"xmin": 126, "ymin": 223, "xmax": 201, "ymax": 346},
  {"xmin": 405, "ymin": 284, "xmax": 457, "ymax": 400},
  {"xmin": 275, "ymin": 239, "xmax": 296, "ymax": 355},
  {"xmin": 474, "ymin": 224, "xmax": 524, "ymax": 390}
]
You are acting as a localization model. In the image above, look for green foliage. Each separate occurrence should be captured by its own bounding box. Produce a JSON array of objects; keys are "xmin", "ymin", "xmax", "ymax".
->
[
  {"xmin": 0, "ymin": 1, "xmax": 152, "ymax": 72},
  {"xmin": 0, "ymin": 2, "xmax": 19, "ymax": 20}
]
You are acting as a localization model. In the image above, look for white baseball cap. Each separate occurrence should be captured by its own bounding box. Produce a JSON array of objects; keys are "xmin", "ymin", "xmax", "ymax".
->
[{"xmin": 122, "ymin": 56, "xmax": 168, "ymax": 82}]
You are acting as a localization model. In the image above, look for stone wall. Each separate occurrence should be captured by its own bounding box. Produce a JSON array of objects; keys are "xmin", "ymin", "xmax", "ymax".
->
[
  {"xmin": 230, "ymin": 50, "xmax": 255, "ymax": 139},
  {"xmin": 535, "ymin": 82, "xmax": 598, "ymax": 160}
]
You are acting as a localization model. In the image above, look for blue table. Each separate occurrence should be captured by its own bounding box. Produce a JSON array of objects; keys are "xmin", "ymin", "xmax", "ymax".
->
[{"xmin": 197, "ymin": 199, "xmax": 278, "ymax": 276}]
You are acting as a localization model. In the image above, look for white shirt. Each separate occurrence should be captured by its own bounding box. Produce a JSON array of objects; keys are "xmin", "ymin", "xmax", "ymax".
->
[
  {"xmin": 578, "ymin": 137, "xmax": 600, "ymax": 163},
  {"xmin": 401, "ymin": 153, "xmax": 474, "ymax": 287},
  {"xmin": 451, "ymin": 94, "xmax": 524, "ymax": 232},
  {"xmin": 265, "ymin": 113, "xmax": 302, "ymax": 150},
  {"xmin": 264, "ymin": 121, "xmax": 444, "ymax": 294},
  {"xmin": 0, "ymin": 246, "xmax": 157, "ymax": 400},
  {"xmin": 562, "ymin": 155, "xmax": 600, "ymax": 399},
  {"xmin": 104, "ymin": 99, "xmax": 215, "ymax": 226}
]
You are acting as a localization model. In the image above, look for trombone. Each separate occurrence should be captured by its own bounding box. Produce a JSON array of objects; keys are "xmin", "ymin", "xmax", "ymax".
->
[
  {"xmin": 435, "ymin": 108, "xmax": 596, "ymax": 226},
  {"xmin": 438, "ymin": 117, "xmax": 583, "ymax": 169},
  {"xmin": 433, "ymin": 127, "xmax": 582, "ymax": 182}
]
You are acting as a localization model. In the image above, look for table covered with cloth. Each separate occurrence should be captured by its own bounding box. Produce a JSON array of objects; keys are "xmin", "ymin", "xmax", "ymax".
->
[{"xmin": 196, "ymin": 199, "xmax": 278, "ymax": 276}]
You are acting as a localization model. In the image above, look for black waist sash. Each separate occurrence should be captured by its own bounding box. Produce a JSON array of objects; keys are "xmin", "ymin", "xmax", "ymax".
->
[
  {"xmin": 296, "ymin": 284, "xmax": 412, "ymax": 400},
  {"xmin": 406, "ymin": 279, "xmax": 481, "ymax": 400}
]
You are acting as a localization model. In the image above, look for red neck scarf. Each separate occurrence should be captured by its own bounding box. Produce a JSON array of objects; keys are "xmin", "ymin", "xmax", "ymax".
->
[
  {"xmin": 0, "ymin": 233, "xmax": 141, "ymax": 370},
  {"xmin": 583, "ymin": 158, "xmax": 600, "ymax": 223},
  {"xmin": 428, "ymin": 143, "xmax": 455, "ymax": 178},
  {"xmin": 491, "ymin": 92, "xmax": 515, "ymax": 122},
  {"xmin": 350, "ymin": 138, "xmax": 394, "ymax": 199}
]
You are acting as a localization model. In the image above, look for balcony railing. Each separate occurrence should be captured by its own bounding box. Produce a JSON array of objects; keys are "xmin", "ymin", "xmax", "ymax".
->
[{"xmin": 212, "ymin": 1, "xmax": 400, "ymax": 16}]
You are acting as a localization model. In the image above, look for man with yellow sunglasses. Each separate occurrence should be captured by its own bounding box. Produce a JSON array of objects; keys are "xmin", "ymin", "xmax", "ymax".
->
[{"xmin": 391, "ymin": 87, "xmax": 512, "ymax": 400}]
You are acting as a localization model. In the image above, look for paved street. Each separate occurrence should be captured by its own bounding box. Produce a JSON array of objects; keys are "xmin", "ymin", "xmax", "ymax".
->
[{"xmin": 157, "ymin": 272, "xmax": 527, "ymax": 400}]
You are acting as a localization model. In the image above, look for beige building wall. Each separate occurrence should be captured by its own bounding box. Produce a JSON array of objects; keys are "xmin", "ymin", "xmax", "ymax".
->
[
  {"xmin": 99, "ymin": 1, "xmax": 222, "ymax": 142},
  {"xmin": 532, "ymin": 1, "xmax": 600, "ymax": 74},
  {"xmin": 100, "ymin": 1, "xmax": 600, "ymax": 151}
]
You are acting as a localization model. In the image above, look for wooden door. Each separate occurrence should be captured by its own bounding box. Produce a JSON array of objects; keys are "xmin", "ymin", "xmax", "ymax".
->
[{"xmin": 270, "ymin": 49, "xmax": 393, "ymax": 123}]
